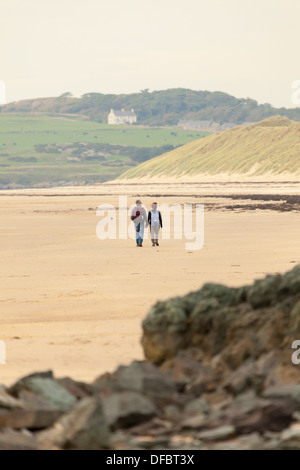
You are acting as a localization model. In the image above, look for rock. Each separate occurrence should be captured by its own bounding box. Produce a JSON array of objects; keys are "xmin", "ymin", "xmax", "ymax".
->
[
  {"xmin": 0, "ymin": 372, "xmax": 78, "ymax": 431},
  {"xmin": 141, "ymin": 284, "xmax": 242, "ymax": 364},
  {"xmin": 160, "ymin": 349, "xmax": 205, "ymax": 382},
  {"xmin": 141, "ymin": 298, "xmax": 190, "ymax": 363},
  {"xmin": 279, "ymin": 423, "xmax": 300, "ymax": 449},
  {"xmin": 160, "ymin": 350, "xmax": 216, "ymax": 394},
  {"xmin": 223, "ymin": 360, "xmax": 265, "ymax": 395},
  {"xmin": 0, "ymin": 408, "xmax": 62, "ymax": 430},
  {"xmin": 246, "ymin": 274, "xmax": 282, "ymax": 308},
  {"xmin": 0, "ymin": 429, "xmax": 38, "ymax": 450},
  {"xmin": 14, "ymin": 388, "xmax": 54, "ymax": 410},
  {"xmin": 57, "ymin": 377, "xmax": 93, "ymax": 399},
  {"xmin": 183, "ymin": 398, "xmax": 210, "ymax": 417},
  {"xmin": 102, "ymin": 391, "xmax": 157, "ymax": 430},
  {"xmin": 185, "ymin": 369, "xmax": 217, "ymax": 395},
  {"xmin": 102, "ymin": 361, "xmax": 176, "ymax": 407},
  {"xmin": 206, "ymin": 432, "xmax": 264, "ymax": 450},
  {"xmin": 9, "ymin": 375, "xmax": 77, "ymax": 412},
  {"xmin": 0, "ymin": 386, "xmax": 26, "ymax": 409},
  {"xmin": 262, "ymin": 383, "xmax": 300, "ymax": 408},
  {"xmin": 163, "ymin": 404, "xmax": 182, "ymax": 423},
  {"xmin": 170, "ymin": 434, "xmax": 201, "ymax": 449},
  {"xmin": 37, "ymin": 397, "xmax": 110, "ymax": 450},
  {"xmin": 220, "ymin": 337, "xmax": 258, "ymax": 370},
  {"xmin": 142, "ymin": 265, "xmax": 300, "ymax": 369},
  {"xmin": 202, "ymin": 388, "xmax": 231, "ymax": 406},
  {"xmin": 9, "ymin": 370, "xmax": 54, "ymax": 395},
  {"xmin": 181, "ymin": 413, "xmax": 207, "ymax": 429},
  {"xmin": 207, "ymin": 394, "xmax": 294, "ymax": 434},
  {"xmin": 0, "ymin": 379, "xmax": 66, "ymax": 431},
  {"xmin": 131, "ymin": 435, "xmax": 170, "ymax": 449},
  {"xmin": 197, "ymin": 425, "xmax": 236, "ymax": 441}
]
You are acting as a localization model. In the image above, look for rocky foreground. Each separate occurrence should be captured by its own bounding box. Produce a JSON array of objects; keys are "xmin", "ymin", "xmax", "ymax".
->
[{"xmin": 2, "ymin": 266, "xmax": 300, "ymax": 450}]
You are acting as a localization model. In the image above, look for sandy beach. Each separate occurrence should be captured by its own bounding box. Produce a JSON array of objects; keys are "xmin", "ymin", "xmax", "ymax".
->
[{"xmin": 1, "ymin": 182, "xmax": 300, "ymax": 386}]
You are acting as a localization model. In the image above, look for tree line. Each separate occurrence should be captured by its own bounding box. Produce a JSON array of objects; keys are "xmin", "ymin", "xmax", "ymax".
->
[{"xmin": 5, "ymin": 88, "xmax": 300, "ymax": 126}]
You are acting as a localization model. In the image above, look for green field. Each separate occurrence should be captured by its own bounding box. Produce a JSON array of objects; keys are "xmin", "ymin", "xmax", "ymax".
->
[{"xmin": 0, "ymin": 114, "xmax": 209, "ymax": 188}]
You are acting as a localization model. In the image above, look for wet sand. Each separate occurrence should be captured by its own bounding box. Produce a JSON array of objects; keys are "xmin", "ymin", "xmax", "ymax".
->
[{"xmin": 1, "ymin": 182, "xmax": 300, "ymax": 385}]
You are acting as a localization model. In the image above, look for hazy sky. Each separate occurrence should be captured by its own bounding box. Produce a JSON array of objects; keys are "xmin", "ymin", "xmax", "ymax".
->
[{"xmin": 1, "ymin": 0, "xmax": 300, "ymax": 107}]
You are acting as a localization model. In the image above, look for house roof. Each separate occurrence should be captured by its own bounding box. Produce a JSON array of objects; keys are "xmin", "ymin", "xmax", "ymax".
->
[{"xmin": 111, "ymin": 109, "xmax": 136, "ymax": 117}]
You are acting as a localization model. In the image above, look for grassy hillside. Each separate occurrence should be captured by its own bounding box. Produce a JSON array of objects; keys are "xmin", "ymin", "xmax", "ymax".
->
[
  {"xmin": 4, "ymin": 88, "xmax": 300, "ymax": 126},
  {"xmin": 0, "ymin": 114, "xmax": 207, "ymax": 188},
  {"xmin": 119, "ymin": 116, "xmax": 300, "ymax": 181}
]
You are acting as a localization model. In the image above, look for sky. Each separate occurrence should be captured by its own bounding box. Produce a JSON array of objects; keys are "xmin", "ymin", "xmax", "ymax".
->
[{"xmin": 1, "ymin": 0, "xmax": 300, "ymax": 107}]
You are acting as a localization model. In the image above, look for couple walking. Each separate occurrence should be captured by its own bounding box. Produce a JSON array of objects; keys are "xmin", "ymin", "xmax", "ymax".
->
[{"xmin": 131, "ymin": 199, "xmax": 163, "ymax": 247}]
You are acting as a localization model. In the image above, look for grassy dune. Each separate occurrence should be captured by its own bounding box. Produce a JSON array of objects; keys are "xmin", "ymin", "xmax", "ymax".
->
[{"xmin": 119, "ymin": 116, "xmax": 300, "ymax": 181}]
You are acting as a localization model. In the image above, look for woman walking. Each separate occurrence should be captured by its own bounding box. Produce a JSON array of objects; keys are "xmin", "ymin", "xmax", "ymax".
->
[{"xmin": 148, "ymin": 202, "xmax": 163, "ymax": 246}]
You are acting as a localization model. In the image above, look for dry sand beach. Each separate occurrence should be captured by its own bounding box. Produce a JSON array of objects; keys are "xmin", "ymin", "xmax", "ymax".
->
[{"xmin": 1, "ymin": 182, "xmax": 300, "ymax": 386}]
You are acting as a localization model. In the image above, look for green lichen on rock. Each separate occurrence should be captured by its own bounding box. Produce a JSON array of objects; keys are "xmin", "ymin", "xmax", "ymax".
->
[{"xmin": 141, "ymin": 265, "xmax": 300, "ymax": 367}]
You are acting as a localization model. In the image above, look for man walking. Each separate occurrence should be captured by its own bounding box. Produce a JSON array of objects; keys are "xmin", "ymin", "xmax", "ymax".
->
[
  {"xmin": 130, "ymin": 199, "xmax": 148, "ymax": 247},
  {"xmin": 148, "ymin": 202, "xmax": 163, "ymax": 246}
]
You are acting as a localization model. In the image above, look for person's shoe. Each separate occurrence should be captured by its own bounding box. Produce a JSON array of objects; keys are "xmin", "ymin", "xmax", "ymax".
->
[
  {"xmin": 155, "ymin": 241, "xmax": 159, "ymax": 246},
  {"xmin": 139, "ymin": 243, "xmax": 143, "ymax": 247}
]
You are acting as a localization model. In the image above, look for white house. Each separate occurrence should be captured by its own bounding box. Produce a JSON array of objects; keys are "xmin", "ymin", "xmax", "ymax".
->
[{"xmin": 108, "ymin": 108, "xmax": 137, "ymax": 125}]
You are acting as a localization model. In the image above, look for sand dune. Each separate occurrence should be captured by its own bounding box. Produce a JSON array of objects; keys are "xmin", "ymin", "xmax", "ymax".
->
[{"xmin": 119, "ymin": 116, "xmax": 300, "ymax": 182}]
